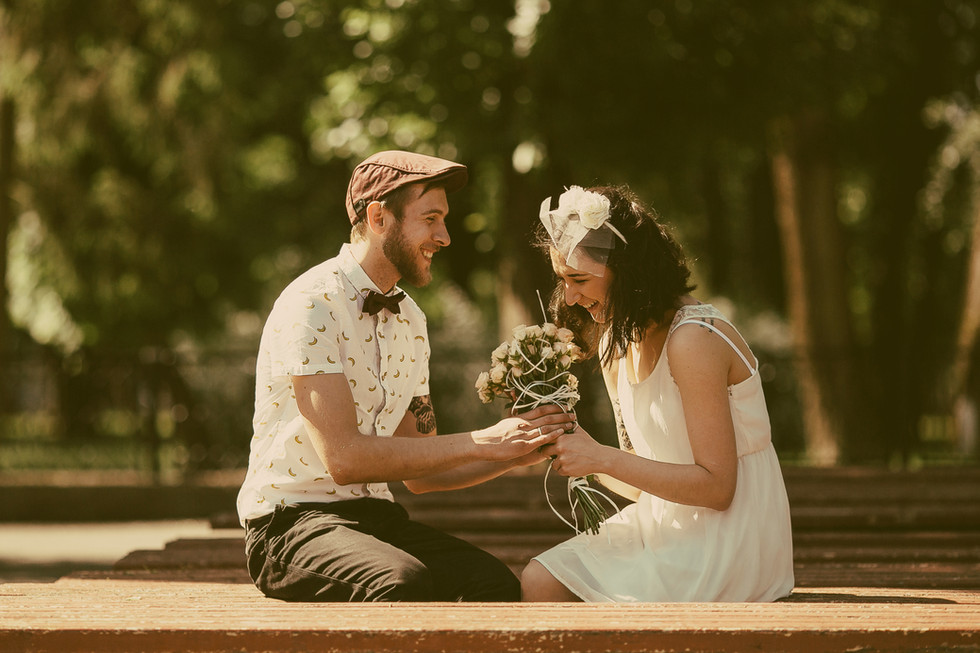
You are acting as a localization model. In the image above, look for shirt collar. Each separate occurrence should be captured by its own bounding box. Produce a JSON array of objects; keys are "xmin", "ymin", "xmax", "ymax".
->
[{"xmin": 337, "ymin": 243, "xmax": 402, "ymax": 299}]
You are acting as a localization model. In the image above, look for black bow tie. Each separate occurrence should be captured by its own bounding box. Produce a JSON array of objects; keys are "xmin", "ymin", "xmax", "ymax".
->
[{"xmin": 363, "ymin": 290, "xmax": 405, "ymax": 316}]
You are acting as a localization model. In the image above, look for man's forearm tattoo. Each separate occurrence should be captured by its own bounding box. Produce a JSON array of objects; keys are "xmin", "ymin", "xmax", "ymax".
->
[{"xmin": 409, "ymin": 395, "xmax": 437, "ymax": 434}]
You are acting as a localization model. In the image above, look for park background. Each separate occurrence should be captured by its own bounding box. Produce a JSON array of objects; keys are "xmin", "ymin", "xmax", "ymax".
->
[{"xmin": 1, "ymin": 0, "xmax": 979, "ymax": 515}]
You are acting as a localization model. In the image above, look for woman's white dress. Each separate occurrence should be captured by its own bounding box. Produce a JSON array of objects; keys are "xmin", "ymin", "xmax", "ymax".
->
[{"xmin": 533, "ymin": 304, "xmax": 795, "ymax": 602}]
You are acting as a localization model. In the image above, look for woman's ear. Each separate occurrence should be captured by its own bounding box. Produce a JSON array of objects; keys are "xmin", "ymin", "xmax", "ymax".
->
[{"xmin": 365, "ymin": 200, "xmax": 387, "ymax": 235}]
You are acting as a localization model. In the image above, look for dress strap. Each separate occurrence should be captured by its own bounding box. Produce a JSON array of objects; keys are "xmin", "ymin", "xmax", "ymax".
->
[{"xmin": 675, "ymin": 319, "xmax": 756, "ymax": 375}]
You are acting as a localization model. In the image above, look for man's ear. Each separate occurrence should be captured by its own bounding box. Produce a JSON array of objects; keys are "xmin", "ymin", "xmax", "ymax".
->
[{"xmin": 365, "ymin": 200, "xmax": 387, "ymax": 235}]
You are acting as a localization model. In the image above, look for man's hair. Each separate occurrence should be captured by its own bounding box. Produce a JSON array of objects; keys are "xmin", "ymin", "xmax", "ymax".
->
[
  {"xmin": 350, "ymin": 179, "xmax": 447, "ymax": 242},
  {"xmin": 535, "ymin": 184, "xmax": 696, "ymax": 366}
]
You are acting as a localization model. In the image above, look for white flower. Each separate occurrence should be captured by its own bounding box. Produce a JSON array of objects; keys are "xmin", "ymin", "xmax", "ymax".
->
[
  {"xmin": 557, "ymin": 327, "xmax": 575, "ymax": 343},
  {"xmin": 556, "ymin": 186, "xmax": 587, "ymax": 213},
  {"xmin": 491, "ymin": 343, "xmax": 509, "ymax": 363},
  {"xmin": 475, "ymin": 371, "xmax": 489, "ymax": 391},
  {"xmin": 540, "ymin": 346, "xmax": 554, "ymax": 361},
  {"xmin": 526, "ymin": 325, "xmax": 543, "ymax": 340},
  {"xmin": 579, "ymin": 194, "xmax": 611, "ymax": 229},
  {"xmin": 512, "ymin": 325, "xmax": 528, "ymax": 341},
  {"xmin": 557, "ymin": 185, "xmax": 610, "ymax": 230},
  {"xmin": 559, "ymin": 355, "xmax": 572, "ymax": 368},
  {"xmin": 490, "ymin": 364, "xmax": 506, "ymax": 384},
  {"xmin": 542, "ymin": 323, "xmax": 558, "ymax": 338},
  {"xmin": 567, "ymin": 374, "xmax": 579, "ymax": 390}
]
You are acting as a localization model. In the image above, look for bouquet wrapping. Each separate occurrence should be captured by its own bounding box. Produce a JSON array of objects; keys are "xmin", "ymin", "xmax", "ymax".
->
[{"xmin": 476, "ymin": 323, "xmax": 616, "ymax": 535}]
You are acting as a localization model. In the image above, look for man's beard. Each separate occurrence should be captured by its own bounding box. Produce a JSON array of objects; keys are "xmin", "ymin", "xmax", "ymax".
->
[{"xmin": 383, "ymin": 220, "xmax": 431, "ymax": 287}]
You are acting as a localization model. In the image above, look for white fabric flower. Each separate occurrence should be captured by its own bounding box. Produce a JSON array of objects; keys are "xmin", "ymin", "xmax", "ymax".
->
[
  {"xmin": 578, "ymin": 191, "xmax": 612, "ymax": 229},
  {"xmin": 555, "ymin": 185, "xmax": 610, "ymax": 229},
  {"xmin": 539, "ymin": 186, "xmax": 625, "ymax": 278}
]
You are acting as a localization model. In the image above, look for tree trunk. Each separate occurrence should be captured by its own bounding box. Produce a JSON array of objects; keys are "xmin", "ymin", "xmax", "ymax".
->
[
  {"xmin": 951, "ymin": 157, "xmax": 980, "ymax": 455},
  {"xmin": 768, "ymin": 111, "xmax": 864, "ymax": 465},
  {"xmin": 1, "ymin": 0, "xmax": 18, "ymax": 412},
  {"xmin": 0, "ymin": 95, "xmax": 14, "ymax": 413}
]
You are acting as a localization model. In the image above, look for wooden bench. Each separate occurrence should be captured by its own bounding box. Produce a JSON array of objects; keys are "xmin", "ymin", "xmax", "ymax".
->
[{"xmin": 2, "ymin": 465, "xmax": 979, "ymax": 652}]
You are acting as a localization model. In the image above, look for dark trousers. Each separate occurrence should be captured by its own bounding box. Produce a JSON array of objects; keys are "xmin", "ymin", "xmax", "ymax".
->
[{"xmin": 245, "ymin": 498, "xmax": 520, "ymax": 602}]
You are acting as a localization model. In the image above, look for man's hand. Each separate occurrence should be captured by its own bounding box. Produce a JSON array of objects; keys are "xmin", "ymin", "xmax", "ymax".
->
[{"xmin": 472, "ymin": 404, "xmax": 574, "ymax": 461}]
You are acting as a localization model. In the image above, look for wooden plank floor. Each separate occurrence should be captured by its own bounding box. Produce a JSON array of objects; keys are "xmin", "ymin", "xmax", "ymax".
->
[
  {"xmin": 2, "ymin": 576, "xmax": 979, "ymax": 653},
  {"xmin": 2, "ymin": 465, "xmax": 979, "ymax": 653}
]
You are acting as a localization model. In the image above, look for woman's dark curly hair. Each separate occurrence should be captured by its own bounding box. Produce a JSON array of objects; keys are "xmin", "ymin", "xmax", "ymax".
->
[{"xmin": 534, "ymin": 185, "xmax": 696, "ymax": 366}]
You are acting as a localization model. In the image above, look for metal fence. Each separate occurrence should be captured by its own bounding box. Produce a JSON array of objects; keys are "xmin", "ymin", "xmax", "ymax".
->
[{"xmin": 0, "ymin": 336, "xmax": 816, "ymax": 480}]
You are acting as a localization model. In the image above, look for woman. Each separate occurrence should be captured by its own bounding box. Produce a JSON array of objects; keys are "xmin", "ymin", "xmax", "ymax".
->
[{"xmin": 522, "ymin": 185, "xmax": 794, "ymax": 602}]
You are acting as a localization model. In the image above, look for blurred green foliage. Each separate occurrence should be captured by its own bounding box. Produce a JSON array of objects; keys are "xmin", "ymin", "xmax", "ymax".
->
[{"xmin": 1, "ymin": 0, "xmax": 979, "ymax": 474}]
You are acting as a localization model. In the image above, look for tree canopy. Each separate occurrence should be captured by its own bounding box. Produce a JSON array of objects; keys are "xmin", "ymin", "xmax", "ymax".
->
[{"xmin": 1, "ymin": 0, "xmax": 978, "ymax": 470}]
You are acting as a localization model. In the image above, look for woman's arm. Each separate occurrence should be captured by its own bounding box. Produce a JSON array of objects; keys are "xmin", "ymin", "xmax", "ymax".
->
[{"xmin": 545, "ymin": 325, "xmax": 739, "ymax": 511}]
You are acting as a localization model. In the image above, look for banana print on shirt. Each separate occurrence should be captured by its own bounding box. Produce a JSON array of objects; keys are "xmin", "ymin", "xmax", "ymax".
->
[{"xmin": 236, "ymin": 244, "xmax": 431, "ymax": 526}]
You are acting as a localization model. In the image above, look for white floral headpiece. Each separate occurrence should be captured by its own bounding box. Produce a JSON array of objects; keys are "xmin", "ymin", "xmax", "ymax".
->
[{"xmin": 539, "ymin": 186, "xmax": 627, "ymax": 277}]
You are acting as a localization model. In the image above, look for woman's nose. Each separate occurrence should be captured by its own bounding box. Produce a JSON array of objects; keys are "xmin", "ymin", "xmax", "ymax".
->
[{"xmin": 563, "ymin": 285, "xmax": 579, "ymax": 306}]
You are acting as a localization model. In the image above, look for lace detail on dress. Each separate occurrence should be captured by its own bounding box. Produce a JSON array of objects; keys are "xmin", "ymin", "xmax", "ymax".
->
[
  {"xmin": 668, "ymin": 304, "xmax": 723, "ymax": 335},
  {"xmin": 612, "ymin": 395, "xmax": 634, "ymax": 451}
]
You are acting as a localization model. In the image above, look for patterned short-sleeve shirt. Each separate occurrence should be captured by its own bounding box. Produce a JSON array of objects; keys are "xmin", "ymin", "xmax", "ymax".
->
[{"xmin": 237, "ymin": 244, "xmax": 431, "ymax": 524}]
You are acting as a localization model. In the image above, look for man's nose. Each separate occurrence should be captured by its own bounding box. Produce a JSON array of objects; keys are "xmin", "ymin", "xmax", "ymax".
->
[{"xmin": 434, "ymin": 221, "xmax": 450, "ymax": 247}]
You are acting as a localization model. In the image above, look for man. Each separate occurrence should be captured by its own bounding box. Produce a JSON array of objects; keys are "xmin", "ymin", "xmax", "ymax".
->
[{"xmin": 237, "ymin": 151, "xmax": 570, "ymax": 602}]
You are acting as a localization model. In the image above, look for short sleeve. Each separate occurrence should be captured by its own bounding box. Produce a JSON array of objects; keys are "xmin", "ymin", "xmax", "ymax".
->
[
  {"xmin": 413, "ymin": 320, "xmax": 432, "ymax": 396},
  {"xmin": 268, "ymin": 291, "xmax": 343, "ymax": 377}
]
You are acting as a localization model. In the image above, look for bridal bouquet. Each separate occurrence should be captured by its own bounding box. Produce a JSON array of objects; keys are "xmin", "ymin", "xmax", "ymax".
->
[
  {"xmin": 476, "ymin": 323, "xmax": 615, "ymax": 535},
  {"xmin": 475, "ymin": 323, "xmax": 582, "ymax": 412}
]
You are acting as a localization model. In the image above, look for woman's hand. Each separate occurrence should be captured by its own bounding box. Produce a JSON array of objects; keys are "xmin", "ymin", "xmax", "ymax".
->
[{"xmin": 540, "ymin": 424, "xmax": 611, "ymax": 478}]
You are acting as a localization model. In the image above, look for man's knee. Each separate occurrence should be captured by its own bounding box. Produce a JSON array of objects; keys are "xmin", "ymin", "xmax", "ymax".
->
[
  {"xmin": 452, "ymin": 556, "xmax": 520, "ymax": 602},
  {"xmin": 248, "ymin": 539, "xmax": 435, "ymax": 602},
  {"xmin": 470, "ymin": 568, "xmax": 520, "ymax": 601},
  {"xmin": 363, "ymin": 559, "xmax": 434, "ymax": 601}
]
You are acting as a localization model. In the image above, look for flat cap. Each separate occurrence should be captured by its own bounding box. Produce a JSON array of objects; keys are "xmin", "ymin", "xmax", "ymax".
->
[{"xmin": 346, "ymin": 150, "xmax": 468, "ymax": 224}]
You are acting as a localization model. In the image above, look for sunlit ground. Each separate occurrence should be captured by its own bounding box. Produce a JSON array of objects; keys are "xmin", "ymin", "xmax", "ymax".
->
[{"xmin": 0, "ymin": 520, "xmax": 233, "ymax": 583}]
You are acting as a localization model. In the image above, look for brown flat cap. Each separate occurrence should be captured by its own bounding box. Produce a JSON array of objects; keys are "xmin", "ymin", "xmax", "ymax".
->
[{"xmin": 346, "ymin": 150, "xmax": 468, "ymax": 224}]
